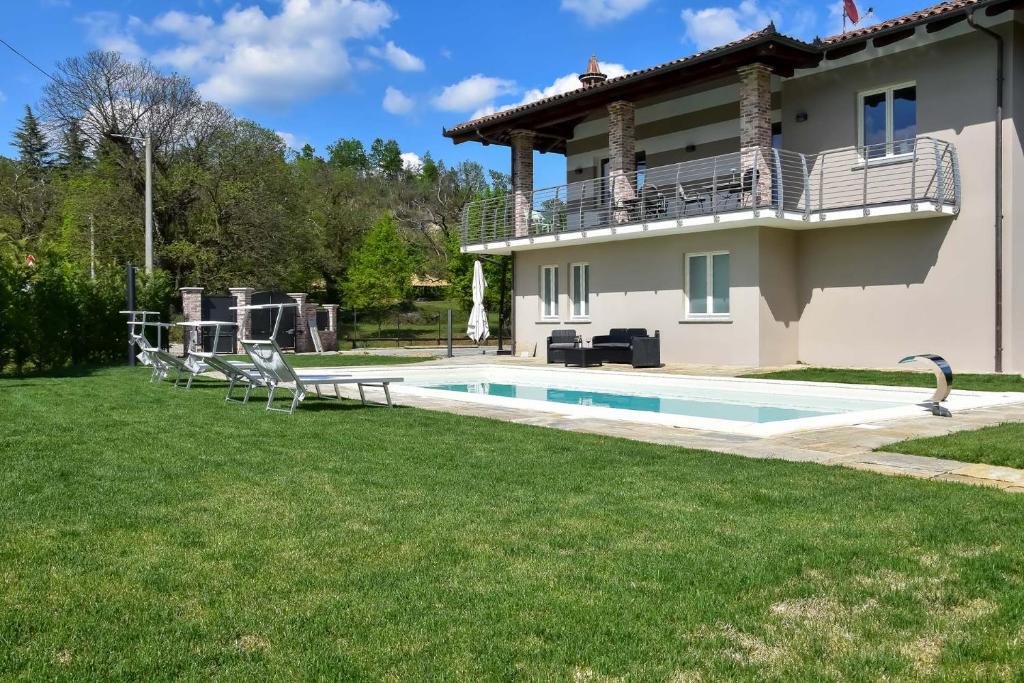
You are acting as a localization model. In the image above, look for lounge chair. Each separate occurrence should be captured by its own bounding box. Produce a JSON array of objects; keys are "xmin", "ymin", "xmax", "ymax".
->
[
  {"xmin": 240, "ymin": 339, "xmax": 403, "ymax": 415},
  {"xmin": 546, "ymin": 329, "xmax": 582, "ymax": 363},
  {"xmin": 193, "ymin": 352, "xmax": 268, "ymax": 403},
  {"xmin": 148, "ymin": 348, "xmax": 205, "ymax": 388}
]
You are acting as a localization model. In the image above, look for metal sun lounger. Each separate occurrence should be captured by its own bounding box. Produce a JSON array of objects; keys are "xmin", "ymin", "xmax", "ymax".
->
[{"xmin": 240, "ymin": 338, "xmax": 402, "ymax": 415}]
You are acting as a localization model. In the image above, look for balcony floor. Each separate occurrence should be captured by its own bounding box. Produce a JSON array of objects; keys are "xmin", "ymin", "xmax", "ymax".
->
[{"xmin": 462, "ymin": 201, "xmax": 957, "ymax": 254}]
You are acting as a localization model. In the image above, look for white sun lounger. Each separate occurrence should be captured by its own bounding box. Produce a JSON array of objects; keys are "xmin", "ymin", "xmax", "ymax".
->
[{"xmin": 240, "ymin": 338, "xmax": 402, "ymax": 414}]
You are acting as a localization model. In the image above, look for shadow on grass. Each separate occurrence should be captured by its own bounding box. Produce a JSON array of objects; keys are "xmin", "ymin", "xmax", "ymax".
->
[{"xmin": 0, "ymin": 363, "xmax": 124, "ymax": 381}]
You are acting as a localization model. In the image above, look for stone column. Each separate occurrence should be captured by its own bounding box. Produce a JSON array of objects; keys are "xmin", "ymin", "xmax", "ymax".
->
[
  {"xmin": 288, "ymin": 292, "xmax": 312, "ymax": 352},
  {"xmin": 229, "ymin": 287, "xmax": 254, "ymax": 346},
  {"xmin": 510, "ymin": 129, "xmax": 534, "ymax": 237},
  {"xmin": 607, "ymin": 100, "xmax": 636, "ymax": 223},
  {"xmin": 323, "ymin": 304, "xmax": 338, "ymax": 332},
  {"xmin": 180, "ymin": 287, "xmax": 203, "ymax": 352},
  {"xmin": 738, "ymin": 63, "xmax": 773, "ymax": 210}
]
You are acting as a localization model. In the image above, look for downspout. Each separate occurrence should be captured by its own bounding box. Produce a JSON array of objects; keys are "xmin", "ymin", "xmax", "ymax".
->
[{"xmin": 968, "ymin": 9, "xmax": 1004, "ymax": 372}]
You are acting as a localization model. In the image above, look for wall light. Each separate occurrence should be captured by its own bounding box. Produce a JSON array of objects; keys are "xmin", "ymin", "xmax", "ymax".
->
[{"xmin": 795, "ymin": 112, "xmax": 809, "ymax": 123}]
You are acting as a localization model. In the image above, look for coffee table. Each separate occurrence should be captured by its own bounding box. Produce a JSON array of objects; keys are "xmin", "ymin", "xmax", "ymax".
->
[{"xmin": 562, "ymin": 346, "xmax": 605, "ymax": 367}]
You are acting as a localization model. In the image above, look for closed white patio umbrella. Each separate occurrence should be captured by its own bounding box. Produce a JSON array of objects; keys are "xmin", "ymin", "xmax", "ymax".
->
[{"xmin": 466, "ymin": 260, "xmax": 490, "ymax": 344}]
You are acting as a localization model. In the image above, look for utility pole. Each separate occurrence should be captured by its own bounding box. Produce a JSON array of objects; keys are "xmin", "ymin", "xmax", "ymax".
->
[
  {"xmin": 111, "ymin": 131, "xmax": 153, "ymax": 274},
  {"xmin": 89, "ymin": 214, "xmax": 95, "ymax": 280}
]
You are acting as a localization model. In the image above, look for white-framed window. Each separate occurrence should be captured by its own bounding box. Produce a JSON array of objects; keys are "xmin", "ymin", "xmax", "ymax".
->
[
  {"xmin": 570, "ymin": 262, "xmax": 590, "ymax": 319},
  {"xmin": 541, "ymin": 265, "xmax": 559, "ymax": 319},
  {"xmin": 685, "ymin": 252, "xmax": 730, "ymax": 319},
  {"xmin": 858, "ymin": 83, "xmax": 916, "ymax": 159}
]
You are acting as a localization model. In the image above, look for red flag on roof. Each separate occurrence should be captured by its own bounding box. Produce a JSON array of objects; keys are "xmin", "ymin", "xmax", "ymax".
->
[{"xmin": 844, "ymin": 0, "xmax": 860, "ymax": 23}]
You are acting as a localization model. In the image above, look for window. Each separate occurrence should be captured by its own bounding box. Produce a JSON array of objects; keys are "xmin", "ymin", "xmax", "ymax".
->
[
  {"xmin": 686, "ymin": 252, "xmax": 730, "ymax": 318},
  {"xmin": 858, "ymin": 84, "xmax": 916, "ymax": 159},
  {"xmin": 636, "ymin": 151, "xmax": 647, "ymax": 190},
  {"xmin": 541, "ymin": 265, "xmax": 559, "ymax": 319},
  {"xmin": 570, "ymin": 263, "xmax": 590, "ymax": 319}
]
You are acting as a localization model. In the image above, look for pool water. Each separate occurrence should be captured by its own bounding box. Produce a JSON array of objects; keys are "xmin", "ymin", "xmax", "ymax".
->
[{"xmin": 428, "ymin": 382, "xmax": 846, "ymax": 423}]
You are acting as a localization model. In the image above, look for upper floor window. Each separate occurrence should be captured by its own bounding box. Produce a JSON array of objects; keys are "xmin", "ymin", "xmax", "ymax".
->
[{"xmin": 859, "ymin": 84, "xmax": 916, "ymax": 159}]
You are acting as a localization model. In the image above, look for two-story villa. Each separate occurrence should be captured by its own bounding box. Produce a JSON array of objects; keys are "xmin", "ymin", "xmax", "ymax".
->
[{"xmin": 443, "ymin": 0, "xmax": 1024, "ymax": 372}]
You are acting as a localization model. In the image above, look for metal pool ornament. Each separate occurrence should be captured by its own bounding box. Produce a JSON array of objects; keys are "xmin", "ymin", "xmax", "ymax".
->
[{"xmin": 898, "ymin": 354, "xmax": 953, "ymax": 416}]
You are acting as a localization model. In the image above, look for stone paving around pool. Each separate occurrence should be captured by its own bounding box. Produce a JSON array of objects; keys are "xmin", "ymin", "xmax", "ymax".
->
[{"xmin": 258, "ymin": 353, "xmax": 1024, "ymax": 492}]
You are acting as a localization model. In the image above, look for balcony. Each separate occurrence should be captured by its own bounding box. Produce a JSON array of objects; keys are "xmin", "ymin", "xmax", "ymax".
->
[{"xmin": 459, "ymin": 137, "xmax": 960, "ymax": 253}]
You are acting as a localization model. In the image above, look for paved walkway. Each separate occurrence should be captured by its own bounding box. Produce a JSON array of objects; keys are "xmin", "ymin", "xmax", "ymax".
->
[{"xmin": 331, "ymin": 354, "xmax": 1024, "ymax": 493}]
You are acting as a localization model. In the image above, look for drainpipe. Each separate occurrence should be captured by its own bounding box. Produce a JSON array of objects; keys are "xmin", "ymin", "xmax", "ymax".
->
[{"xmin": 968, "ymin": 9, "xmax": 1004, "ymax": 372}]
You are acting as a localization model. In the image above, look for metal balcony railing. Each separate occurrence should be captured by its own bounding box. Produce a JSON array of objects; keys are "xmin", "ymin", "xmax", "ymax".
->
[{"xmin": 459, "ymin": 137, "xmax": 960, "ymax": 247}]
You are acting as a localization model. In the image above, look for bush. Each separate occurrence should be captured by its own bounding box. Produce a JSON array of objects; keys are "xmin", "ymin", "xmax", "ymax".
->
[{"xmin": 0, "ymin": 250, "xmax": 174, "ymax": 374}]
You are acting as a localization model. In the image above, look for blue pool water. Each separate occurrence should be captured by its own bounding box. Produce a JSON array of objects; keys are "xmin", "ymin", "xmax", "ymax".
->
[{"xmin": 427, "ymin": 382, "xmax": 841, "ymax": 423}]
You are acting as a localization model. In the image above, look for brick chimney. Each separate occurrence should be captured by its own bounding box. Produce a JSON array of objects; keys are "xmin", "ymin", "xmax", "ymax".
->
[{"xmin": 578, "ymin": 55, "xmax": 607, "ymax": 88}]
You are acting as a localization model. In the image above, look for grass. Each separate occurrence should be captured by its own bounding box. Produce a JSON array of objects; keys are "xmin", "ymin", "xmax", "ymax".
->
[
  {"xmin": 343, "ymin": 299, "xmax": 507, "ymax": 344},
  {"xmin": 740, "ymin": 366, "xmax": 1024, "ymax": 393},
  {"xmin": 886, "ymin": 422, "xmax": 1024, "ymax": 470},
  {"xmin": 221, "ymin": 352, "xmax": 431, "ymax": 368},
  {"xmin": 3, "ymin": 367, "xmax": 1024, "ymax": 680}
]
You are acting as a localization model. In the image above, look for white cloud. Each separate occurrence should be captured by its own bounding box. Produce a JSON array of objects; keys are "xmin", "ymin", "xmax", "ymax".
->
[
  {"xmin": 367, "ymin": 41, "xmax": 424, "ymax": 71},
  {"xmin": 276, "ymin": 131, "xmax": 304, "ymax": 149},
  {"xmin": 433, "ymin": 74, "xmax": 518, "ymax": 113},
  {"xmin": 680, "ymin": 0, "xmax": 777, "ymax": 50},
  {"xmin": 77, "ymin": 11, "xmax": 145, "ymax": 60},
  {"xmin": 148, "ymin": 0, "xmax": 396, "ymax": 107},
  {"xmin": 561, "ymin": 0, "xmax": 652, "ymax": 25},
  {"xmin": 400, "ymin": 152, "xmax": 422, "ymax": 172},
  {"xmin": 0, "ymin": 90, "xmax": 6, "ymax": 104},
  {"xmin": 382, "ymin": 86, "xmax": 414, "ymax": 115},
  {"xmin": 468, "ymin": 62, "xmax": 630, "ymax": 119}
]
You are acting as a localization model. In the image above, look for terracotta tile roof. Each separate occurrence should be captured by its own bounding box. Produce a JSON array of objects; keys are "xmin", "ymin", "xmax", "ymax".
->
[
  {"xmin": 443, "ymin": 0, "xmax": 993, "ymax": 137},
  {"xmin": 444, "ymin": 25, "xmax": 788, "ymax": 135},
  {"xmin": 821, "ymin": 0, "xmax": 983, "ymax": 44}
]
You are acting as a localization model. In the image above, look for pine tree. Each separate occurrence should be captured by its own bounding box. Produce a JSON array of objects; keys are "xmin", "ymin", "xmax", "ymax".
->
[
  {"xmin": 13, "ymin": 105, "xmax": 51, "ymax": 171},
  {"xmin": 59, "ymin": 119, "xmax": 88, "ymax": 170}
]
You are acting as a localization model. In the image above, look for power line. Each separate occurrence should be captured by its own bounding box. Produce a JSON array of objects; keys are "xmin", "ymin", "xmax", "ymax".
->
[{"xmin": 0, "ymin": 36, "xmax": 56, "ymax": 82}]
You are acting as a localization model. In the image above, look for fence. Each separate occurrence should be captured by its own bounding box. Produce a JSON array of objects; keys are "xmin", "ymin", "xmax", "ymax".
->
[{"xmin": 339, "ymin": 307, "xmax": 511, "ymax": 348}]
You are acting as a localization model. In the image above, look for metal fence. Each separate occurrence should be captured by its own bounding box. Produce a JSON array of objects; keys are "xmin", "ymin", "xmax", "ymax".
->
[{"xmin": 460, "ymin": 136, "xmax": 960, "ymax": 247}]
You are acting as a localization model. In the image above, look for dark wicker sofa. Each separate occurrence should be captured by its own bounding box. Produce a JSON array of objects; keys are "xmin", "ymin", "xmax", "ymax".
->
[
  {"xmin": 546, "ymin": 329, "xmax": 582, "ymax": 363},
  {"xmin": 591, "ymin": 328, "xmax": 661, "ymax": 368}
]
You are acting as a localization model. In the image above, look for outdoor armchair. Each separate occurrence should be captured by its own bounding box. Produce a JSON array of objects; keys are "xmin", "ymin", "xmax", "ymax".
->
[{"xmin": 546, "ymin": 329, "xmax": 583, "ymax": 364}]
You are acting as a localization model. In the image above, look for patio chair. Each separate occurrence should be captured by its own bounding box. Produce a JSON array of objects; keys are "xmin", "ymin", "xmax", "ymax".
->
[
  {"xmin": 193, "ymin": 352, "xmax": 270, "ymax": 403},
  {"xmin": 547, "ymin": 329, "xmax": 582, "ymax": 363},
  {"xmin": 240, "ymin": 338, "xmax": 403, "ymax": 415},
  {"xmin": 148, "ymin": 348, "xmax": 206, "ymax": 388},
  {"xmin": 591, "ymin": 328, "xmax": 661, "ymax": 368}
]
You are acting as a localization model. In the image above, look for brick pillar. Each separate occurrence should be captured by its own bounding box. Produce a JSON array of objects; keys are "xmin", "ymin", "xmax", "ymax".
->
[
  {"xmin": 180, "ymin": 287, "xmax": 203, "ymax": 352},
  {"xmin": 229, "ymin": 287, "xmax": 254, "ymax": 343},
  {"xmin": 607, "ymin": 100, "xmax": 636, "ymax": 223},
  {"xmin": 738, "ymin": 63, "xmax": 773, "ymax": 209},
  {"xmin": 288, "ymin": 292, "xmax": 313, "ymax": 352},
  {"xmin": 510, "ymin": 129, "xmax": 534, "ymax": 237}
]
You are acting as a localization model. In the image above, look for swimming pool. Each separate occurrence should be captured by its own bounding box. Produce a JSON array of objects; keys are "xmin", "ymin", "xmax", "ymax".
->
[{"xmin": 384, "ymin": 365, "xmax": 1024, "ymax": 437}]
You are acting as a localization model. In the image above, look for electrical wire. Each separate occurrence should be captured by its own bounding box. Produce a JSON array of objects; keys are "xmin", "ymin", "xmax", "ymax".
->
[{"xmin": 0, "ymin": 36, "xmax": 56, "ymax": 82}]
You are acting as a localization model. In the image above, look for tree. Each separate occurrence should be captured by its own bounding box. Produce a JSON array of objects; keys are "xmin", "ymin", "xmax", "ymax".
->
[
  {"xmin": 327, "ymin": 137, "xmax": 368, "ymax": 174},
  {"xmin": 14, "ymin": 106, "xmax": 51, "ymax": 171},
  {"xmin": 59, "ymin": 119, "xmax": 89, "ymax": 170},
  {"xmin": 369, "ymin": 137, "xmax": 402, "ymax": 178},
  {"xmin": 343, "ymin": 213, "xmax": 412, "ymax": 333}
]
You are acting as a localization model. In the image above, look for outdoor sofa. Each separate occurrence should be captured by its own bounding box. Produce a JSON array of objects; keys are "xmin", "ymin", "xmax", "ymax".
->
[{"xmin": 591, "ymin": 328, "xmax": 661, "ymax": 368}]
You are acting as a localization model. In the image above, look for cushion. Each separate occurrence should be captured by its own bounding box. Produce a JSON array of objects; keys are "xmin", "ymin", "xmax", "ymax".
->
[
  {"xmin": 548, "ymin": 342, "xmax": 578, "ymax": 350},
  {"xmin": 593, "ymin": 342, "xmax": 631, "ymax": 349}
]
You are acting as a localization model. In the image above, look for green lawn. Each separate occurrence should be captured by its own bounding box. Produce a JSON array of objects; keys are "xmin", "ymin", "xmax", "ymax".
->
[
  {"xmin": 3, "ymin": 367, "xmax": 1024, "ymax": 680},
  {"xmin": 222, "ymin": 352, "xmax": 431, "ymax": 368},
  {"xmin": 886, "ymin": 422, "xmax": 1024, "ymax": 470},
  {"xmin": 741, "ymin": 367, "xmax": 1024, "ymax": 393}
]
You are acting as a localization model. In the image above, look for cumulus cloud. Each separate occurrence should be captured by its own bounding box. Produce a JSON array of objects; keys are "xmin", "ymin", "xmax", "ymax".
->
[
  {"xmin": 367, "ymin": 41, "xmax": 425, "ymax": 71},
  {"xmin": 468, "ymin": 62, "xmax": 630, "ymax": 120},
  {"xmin": 560, "ymin": 0, "xmax": 652, "ymax": 25},
  {"xmin": 147, "ymin": 0, "xmax": 395, "ymax": 106},
  {"xmin": 680, "ymin": 0, "xmax": 777, "ymax": 50},
  {"xmin": 400, "ymin": 152, "xmax": 422, "ymax": 172},
  {"xmin": 382, "ymin": 86, "xmax": 414, "ymax": 115},
  {"xmin": 77, "ymin": 11, "xmax": 145, "ymax": 60},
  {"xmin": 276, "ymin": 131, "xmax": 304, "ymax": 149},
  {"xmin": 432, "ymin": 74, "xmax": 518, "ymax": 113}
]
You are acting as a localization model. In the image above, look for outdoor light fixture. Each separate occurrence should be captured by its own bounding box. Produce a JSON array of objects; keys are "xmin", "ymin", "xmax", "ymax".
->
[
  {"xmin": 796, "ymin": 111, "xmax": 809, "ymax": 123},
  {"xmin": 685, "ymin": 144, "xmax": 697, "ymax": 153}
]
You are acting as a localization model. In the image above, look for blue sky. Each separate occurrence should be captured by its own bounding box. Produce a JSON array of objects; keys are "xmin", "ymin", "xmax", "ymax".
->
[{"xmin": 1, "ymin": 0, "xmax": 919, "ymax": 188}]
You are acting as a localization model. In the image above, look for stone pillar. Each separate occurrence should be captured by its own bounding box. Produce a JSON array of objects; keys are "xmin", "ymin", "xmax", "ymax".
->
[
  {"xmin": 607, "ymin": 100, "xmax": 636, "ymax": 223},
  {"xmin": 229, "ymin": 287, "xmax": 254, "ymax": 345},
  {"xmin": 288, "ymin": 292, "xmax": 313, "ymax": 353},
  {"xmin": 323, "ymin": 304, "xmax": 338, "ymax": 332},
  {"xmin": 180, "ymin": 287, "xmax": 203, "ymax": 353},
  {"xmin": 510, "ymin": 129, "xmax": 534, "ymax": 237},
  {"xmin": 738, "ymin": 63, "xmax": 773, "ymax": 209}
]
